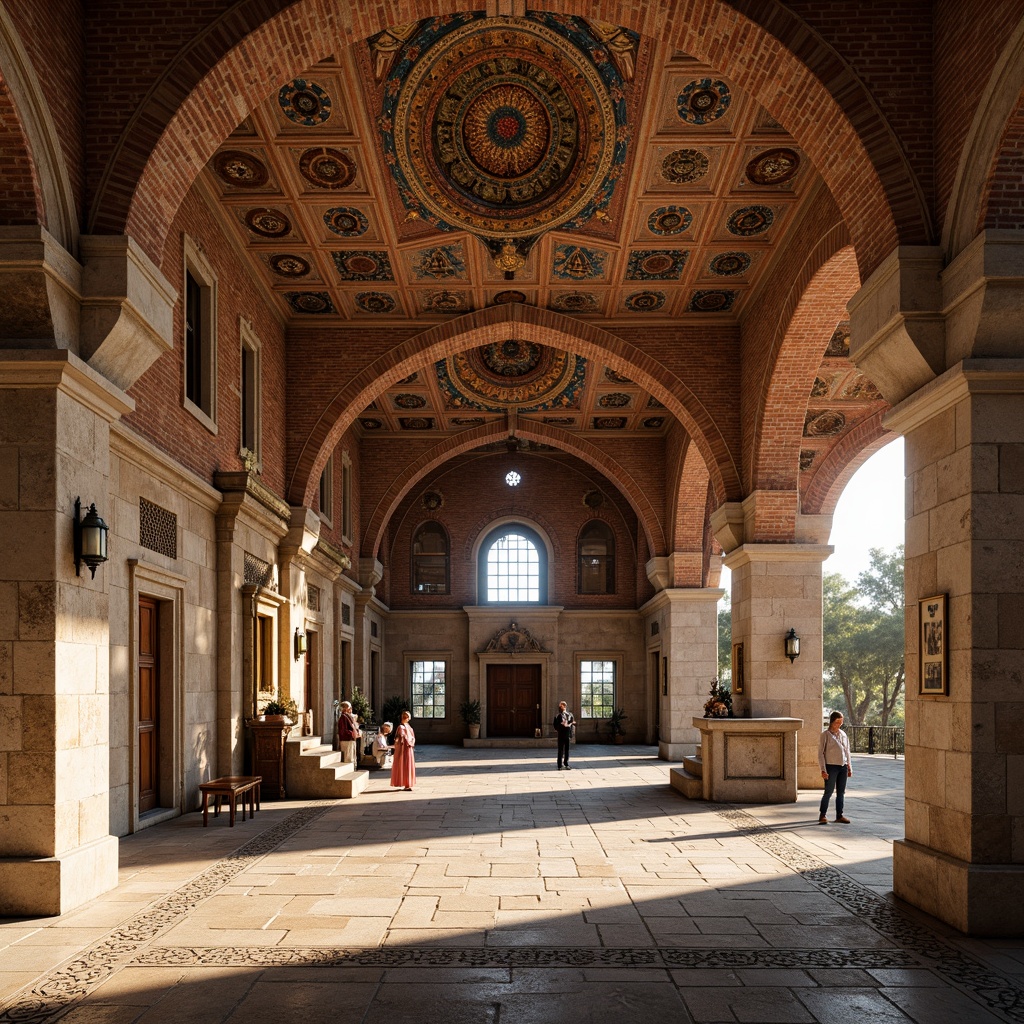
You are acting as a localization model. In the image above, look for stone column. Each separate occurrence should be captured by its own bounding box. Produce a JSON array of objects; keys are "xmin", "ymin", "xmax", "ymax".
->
[
  {"xmin": 642, "ymin": 587, "xmax": 723, "ymax": 760},
  {"xmin": 723, "ymin": 544, "xmax": 831, "ymax": 789},
  {"xmin": 0, "ymin": 351, "xmax": 131, "ymax": 915}
]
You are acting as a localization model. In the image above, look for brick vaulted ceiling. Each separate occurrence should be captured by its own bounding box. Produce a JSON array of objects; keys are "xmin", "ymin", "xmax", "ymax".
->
[{"xmin": 200, "ymin": 10, "xmax": 884, "ymax": 453}]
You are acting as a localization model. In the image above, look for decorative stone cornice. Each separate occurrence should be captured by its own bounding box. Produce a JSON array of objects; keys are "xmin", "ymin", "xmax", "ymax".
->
[
  {"xmin": 723, "ymin": 543, "xmax": 833, "ymax": 571},
  {"xmin": 640, "ymin": 587, "xmax": 725, "ymax": 617}
]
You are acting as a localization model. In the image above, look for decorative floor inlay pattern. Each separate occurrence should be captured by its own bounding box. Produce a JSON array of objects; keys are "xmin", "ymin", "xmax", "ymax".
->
[
  {"xmin": 715, "ymin": 806, "xmax": 1024, "ymax": 1023},
  {"xmin": 0, "ymin": 807, "xmax": 328, "ymax": 1024},
  {"xmin": 129, "ymin": 945, "xmax": 920, "ymax": 971}
]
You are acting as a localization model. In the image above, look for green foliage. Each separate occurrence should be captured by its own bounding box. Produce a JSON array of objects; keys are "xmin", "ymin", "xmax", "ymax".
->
[
  {"xmin": 717, "ymin": 596, "xmax": 732, "ymax": 685},
  {"xmin": 607, "ymin": 707, "xmax": 628, "ymax": 736},
  {"xmin": 350, "ymin": 688, "xmax": 373, "ymax": 723},
  {"xmin": 262, "ymin": 697, "xmax": 298, "ymax": 720},
  {"xmin": 381, "ymin": 694, "xmax": 410, "ymax": 725},
  {"xmin": 703, "ymin": 679, "xmax": 733, "ymax": 718},
  {"xmin": 823, "ymin": 546, "xmax": 905, "ymax": 727},
  {"xmin": 459, "ymin": 699, "xmax": 481, "ymax": 725}
]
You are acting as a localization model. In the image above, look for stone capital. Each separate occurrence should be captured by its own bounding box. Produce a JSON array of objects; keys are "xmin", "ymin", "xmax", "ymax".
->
[
  {"xmin": 723, "ymin": 542, "xmax": 833, "ymax": 571},
  {"xmin": 848, "ymin": 245, "xmax": 945, "ymax": 406}
]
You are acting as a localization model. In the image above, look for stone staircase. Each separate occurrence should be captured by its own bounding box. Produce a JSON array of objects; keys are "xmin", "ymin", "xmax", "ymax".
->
[
  {"xmin": 284, "ymin": 732, "xmax": 369, "ymax": 799},
  {"xmin": 669, "ymin": 741, "xmax": 704, "ymax": 799}
]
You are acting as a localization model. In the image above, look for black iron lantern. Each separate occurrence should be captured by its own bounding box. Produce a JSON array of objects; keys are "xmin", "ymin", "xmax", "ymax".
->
[
  {"xmin": 74, "ymin": 498, "xmax": 109, "ymax": 579},
  {"xmin": 784, "ymin": 627, "xmax": 801, "ymax": 663}
]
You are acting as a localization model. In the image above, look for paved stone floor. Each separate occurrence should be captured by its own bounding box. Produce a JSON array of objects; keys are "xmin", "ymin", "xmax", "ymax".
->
[{"xmin": 1, "ymin": 747, "xmax": 1022, "ymax": 1024}]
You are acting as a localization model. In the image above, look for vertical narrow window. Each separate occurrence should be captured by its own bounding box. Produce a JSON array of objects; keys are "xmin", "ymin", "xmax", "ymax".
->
[
  {"xmin": 341, "ymin": 452, "xmax": 353, "ymax": 543},
  {"xmin": 412, "ymin": 521, "xmax": 449, "ymax": 594},
  {"xmin": 578, "ymin": 520, "xmax": 615, "ymax": 594},
  {"xmin": 318, "ymin": 455, "xmax": 334, "ymax": 525},
  {"xmin": 580, "ymin": 659, "xmax": 616, "ymax": 718},
  {"xmin": 410, "ymin": 660, "xmax": 446, "ymax": 719},
  {"xmin": 239, "ymin": 319, "xmax": 261, "ymax": 467},
  {"xmin": 183, "ymin": 237, "xmax": 217, "ymax": 429}
]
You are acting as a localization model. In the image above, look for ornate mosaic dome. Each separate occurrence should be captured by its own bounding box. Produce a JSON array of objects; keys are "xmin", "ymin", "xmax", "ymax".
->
[
  {"xmin": 435, "ymin": 340, "xmax": 586, "ymax": 412},
  {"xmin": 381, "ymin": 13, "xmax": 631, "ymax": 264}
]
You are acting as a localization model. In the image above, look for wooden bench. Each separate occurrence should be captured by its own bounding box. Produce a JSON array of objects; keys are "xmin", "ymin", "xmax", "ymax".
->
[{"xmin": 199, "ymin": 775, "xmax": 262, "ymax": 826}]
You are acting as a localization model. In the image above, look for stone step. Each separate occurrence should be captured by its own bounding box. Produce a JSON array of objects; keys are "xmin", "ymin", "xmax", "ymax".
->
[
  {"xmin": 284, "ymin": 734, "xmax": 369, "ymax": 799},
  {"xmin": 683, "ymin": 754, "xmax": 703, "ymax": 778},
  {"xmin": 669, "ymin": 766, "xmax": 703, "ymax": 800}
]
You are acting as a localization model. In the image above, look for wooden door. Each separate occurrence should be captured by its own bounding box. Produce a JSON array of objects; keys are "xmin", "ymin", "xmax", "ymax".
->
[
  {"xmin": 487, "ymin": 664, "xmax": 541, "ymax": 737},
  {"xmin": 138, "ymin": 597, "xmax": 159, "ymax": 813}
]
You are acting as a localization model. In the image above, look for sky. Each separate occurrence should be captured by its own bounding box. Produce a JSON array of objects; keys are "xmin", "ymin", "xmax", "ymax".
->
[{"xmin": 719, "ymin": 437, "xmax": 905, "ymax": 598}]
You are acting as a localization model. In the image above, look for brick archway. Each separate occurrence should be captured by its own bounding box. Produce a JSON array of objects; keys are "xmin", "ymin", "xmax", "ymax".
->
[
  {"xmin": 747, "ymin": 240, "xmax": 861, "ymax": 497},
  {"xmin": 286, "ymin": 303, "xmax": 740, "ymax": 511},
  {"xmin": 106, "ymin": 0, "xmax": 920, "ymax": 280},
  {"xmin": 666, "ymin": 438, "xmax": 713, "ymax": 588},
  {"xmin": 361, "ymin": 419, "xmax": 668, "ymax": 563}
]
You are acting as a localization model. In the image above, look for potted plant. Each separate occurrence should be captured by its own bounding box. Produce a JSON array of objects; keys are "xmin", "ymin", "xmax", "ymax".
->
[
  {"xmin": 350, "ymin": 688, "xmax": 373, "ymax": 725},
  {"xmin": 459, "ymin": 699, "xmax": 482, "ymax": 739},
  {"xmin": 260, "ymin": 697, "xmax": 297, "ymax": 724},
  {"xmin": 607, "ymin": 707, "xmax": 628, "ymax": 743},
  {"xmin": 702, "ymin": 679, "xmax": 734, "ymax": 719}
]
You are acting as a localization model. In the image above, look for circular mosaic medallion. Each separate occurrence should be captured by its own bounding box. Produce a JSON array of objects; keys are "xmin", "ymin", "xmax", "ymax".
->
[
  {"xmin": 383, "ymin": 14, "xmax": 626, "ymax": 239},
  {"xmin": 648, "ymin": 205, "xmax": 692, "ymax": 235},
  {"xmin": 361, "ymin": 419, "xmax": 383, "ymax": 429},
  {"xmin": 452, "ymin": 417, "xmax": 485, "ymax": 426},
  {"xmin": 661, "ymin": 150, "xmax": 708, "ymax": 184},
  {"xmin": 599, "ymin": 393, "xmax": 630, "ymax": 408},
  {"xmin": 287, "ymin": 292, "xmax": 333, "ymax": 314},
  {"xmin": 214, "ymin": 151, "xmax": 269, "ymax": 188},
  {"xmin": 594, "ymin": 416, "xmax": 626, "ymax": 429},
  {"xmin": 299, "ymin": 147, "xmax": 356, "ymax": 189},
  {"xmin": 356, "ymin": 291, "xmax": 397, "ymax": 314},
  {"xmin": 677, "ymin": 79, "xmax": 731, "ymax": 124},
  {"xmin": 279, "ymin": 79, "xmax": 332, "ymax": 126},
  {"xmin": 324, "ymin": 207, "xmax": 368, "ymax": 237},
  {"xmin": 709, "ymin": 251, "xmax": 751, "ymax": 276},
  {"xmin": 727, "ymin": 205, "xmax": 774, "ymax": 236},
  {"xmin": 746, "ymin": 148, "xmax": 800, "ymax": 186},
  {"xmin": 394, "ymin": 393, "xmax": 427, "ymax": 409},
  {"xmin": 643, "ymin": 417, "xmax": 665, "ymax": 429},
  {"xmin": 245, "ymin": 208, "xmax": 291, "ymax": 238},
  {"xmin": 636, "ymin": 252, "xmax": 677, "ymax": 276},
  {"xmin": 423, "ymin": 491, "xmax": 444, "ymax": 510},
  {"xmin": 624, "ymin": 291, "xmax": 665, "ymax": 313},
  {"xmin": 492, "ymin": 289, "xmax": 527, "ymax": 305},
  {"xmin": 482, "ymin": 339, "xmax": 542, "ymax": 377},
  {"xmin": 340, "ymin": 253, "xmax": 382, "ymax": 277},
  {"xmin": 689, "ymin": 290, "xmax": 734, "ymax": 312},
  {"xmin": 269, "ymin": 254, "xmax": 310, "ymax": 277},
  {"xmin": 401, "ymin": 417, "xmax": 433, "ymax": 430},
  {"xmin": 604, "ymin": 368, "xmax": 632, "ymax": 384},
  {"xmin": 550, "ymin": 291, "xmax": 597, "ymax": 312},
  {"xmin": 422, "ymin": 290, "xmax": 469, "ymax": 313}
]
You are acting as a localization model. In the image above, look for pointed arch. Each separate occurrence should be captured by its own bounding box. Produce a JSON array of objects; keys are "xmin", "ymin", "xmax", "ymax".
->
[
  {"xmin": 107, "ymin": 0, "xmax": 921, "ymax": 278},
  {"xmin": 360, "ymin": 418, "xmax": 667, "ymax": 563}
]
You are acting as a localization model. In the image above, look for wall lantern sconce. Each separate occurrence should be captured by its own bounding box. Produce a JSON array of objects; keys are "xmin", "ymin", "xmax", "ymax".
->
[
  {"xmin": 294, "ymin": 628, "xmax": 308, "ymax": 660},
  {"xmin": 74, "ymin": 497, "xmax": 109, "ymax": 578},
  {"xmin": 784, "ymin": 627, "xmax": 801, "ymax": 663}
]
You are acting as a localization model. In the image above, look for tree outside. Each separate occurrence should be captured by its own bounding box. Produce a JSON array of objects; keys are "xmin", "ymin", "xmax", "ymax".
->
[{"xmin": 823, "ymin": 546, "xmax": 905, "ymax": 726}]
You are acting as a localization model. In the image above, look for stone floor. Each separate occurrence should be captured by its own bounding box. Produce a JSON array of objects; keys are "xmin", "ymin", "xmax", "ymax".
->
[{"xmin": 1, "ymin": 747, "xmax": 1022, "ymax": 1024}]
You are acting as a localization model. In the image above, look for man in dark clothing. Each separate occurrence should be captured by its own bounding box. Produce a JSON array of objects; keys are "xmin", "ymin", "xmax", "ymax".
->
[{"xmin": 553, "ymin": 701, "xmax": 575, "ymax": 770}]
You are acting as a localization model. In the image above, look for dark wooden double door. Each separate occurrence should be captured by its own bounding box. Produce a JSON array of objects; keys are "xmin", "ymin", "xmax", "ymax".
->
[{"xmin": 487, "ymin": 664, "xmax": 541, "ymax": 737}]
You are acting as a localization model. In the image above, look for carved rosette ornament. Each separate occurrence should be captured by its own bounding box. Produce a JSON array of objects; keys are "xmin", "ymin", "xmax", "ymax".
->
[{"xmin": 379, "ymin": 13, "xmax": 632, "ymax": 273}]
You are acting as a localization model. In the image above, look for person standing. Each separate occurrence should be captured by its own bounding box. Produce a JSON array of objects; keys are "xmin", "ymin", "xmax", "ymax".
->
[
  {"xmin": 818, "ymin": 710, "xmax": 852, "ymax": 823},
  {"xmin": 337, "ymin": 700, "xmax": 361, "ymax": 765},
  {"xmin": 553, "ymin": 701, "xmax": 575, "ymax": 770},
  {"xmin": 391, "ymin": 710, "xmax": 416, "ymax": 791}
]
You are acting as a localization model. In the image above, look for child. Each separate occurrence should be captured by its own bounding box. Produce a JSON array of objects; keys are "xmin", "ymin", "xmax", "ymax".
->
[{"xmin": 374, "ymin": 722, "xmax": 392, "ymax": 768}]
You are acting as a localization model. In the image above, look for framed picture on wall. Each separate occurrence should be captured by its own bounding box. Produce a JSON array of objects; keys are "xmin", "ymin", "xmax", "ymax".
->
[
  {"xmin": 732, "ymin": 642, "xmax": 744, "ymax": 694},
  {"xmin": 919, "ymin": 594, "xmax": 948, "ymax": 695}
]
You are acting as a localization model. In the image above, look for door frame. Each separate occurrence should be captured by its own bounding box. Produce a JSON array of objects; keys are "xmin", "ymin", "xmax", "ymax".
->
[
  {"xmin": 128, "ymin": 559, "xmax": 187, "ymax": 832},
  {"xmin": 486, "ymin": 662, "xmax": 543, "ymax": 737},
  {"xmin": 476, "ymin": 652, "xmax": 553, "ymax": 739}
]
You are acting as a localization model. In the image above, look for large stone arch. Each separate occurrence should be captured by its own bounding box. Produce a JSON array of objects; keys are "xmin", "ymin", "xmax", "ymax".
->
[
  {"xmin": 361, "ymin": 419, "xmax": 667, "ymax": 563},
  {"xmin": 944, "ymin": 17, "xmax": 1024, "ymax": 256},
  {"xmin": 748, "ymin": 239, "xmax": 861, "ymax": 495},
  {"xmin": 665, "ymin": 437, "xmax": 713, "ymax": 587},
  {"xmin": 104, "ymin": 0, "xmax": 920, "ymax": 279},
  {"xmin": 0, "ymin": 5, "xmax": 77, "ymax": 246},
  {"xmin": 287, "ymin": 303, "xmax": 741, "ymax": 510}
]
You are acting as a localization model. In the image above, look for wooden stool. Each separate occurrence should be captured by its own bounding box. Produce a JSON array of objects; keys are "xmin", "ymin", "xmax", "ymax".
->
[{"xmin": 199, "ymin": 775, "xmax": 262, "ymax": 826}]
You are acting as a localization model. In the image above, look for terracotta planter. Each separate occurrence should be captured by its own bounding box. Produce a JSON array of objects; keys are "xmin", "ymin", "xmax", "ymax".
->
[{"xmin": 468, "ymin": 724, "xmax": 480, "ymax": 739}]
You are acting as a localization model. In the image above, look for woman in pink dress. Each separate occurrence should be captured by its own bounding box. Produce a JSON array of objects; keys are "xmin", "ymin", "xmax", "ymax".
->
[{"xmin": 391, "ymin": 710, "xmax": 416, "ymax": 791}]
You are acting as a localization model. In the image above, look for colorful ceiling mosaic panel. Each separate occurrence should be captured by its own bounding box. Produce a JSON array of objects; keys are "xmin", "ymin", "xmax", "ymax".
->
[
  {"xmin": 286, "ymin": 292, "xmax": 335, "ymax": 314},
  {"xmin": 409, "ymin": 244, "xmax": 468, "ymax": 280},
  {"xmin": 689, "ymin": 290, "xmax": 736, "ymax": 312},
  {"xmin": 626, "ymin": 250, "xmax": 688, "ymax": 280},
  {"xmin": 624, "ymin": 290, "xmax": 665, "ymax": 312},
  {"xmin": 648, "ymin": 206, "xmax": 693, "ymax": 235},
  {"xmin": 676, "ymin": 78, "xmax": 731, "ymax": 124},
  {"xmin": 355, "ymin": 291, "xmax": 397, "ymax": 313},
  {"xmin": 332, "ymin": 251, "xmax": 393, "ymax": 281},
  {"xmin": 553, "ymin": 245, "xmax": 607, "ymax": 280},
  {"xmin": 279, "ymin": 79, "xmax": 333, "ymax": 126},
  {"xmin": 745, "ymin": 148, "xmax": 800, "ymax": 186},
  {"xmin": 323, "ymin": 207, "xmax": 368, "ymax": 237}
]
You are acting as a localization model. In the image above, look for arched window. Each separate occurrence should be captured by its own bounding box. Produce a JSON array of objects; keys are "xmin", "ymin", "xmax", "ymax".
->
[
  {"xmin": 479, "ymin": 525, "xmax": 546, "ymax": 603},
  {"xmin": 578, "ymin": 520, "xmax": 615, "ymax": 594},
  {"xmin": 412, "ymin": 521, "xmax": 449, "ymax": 594}
]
